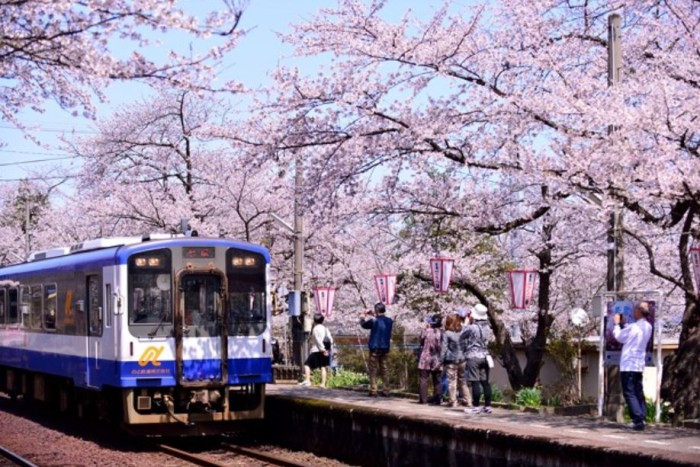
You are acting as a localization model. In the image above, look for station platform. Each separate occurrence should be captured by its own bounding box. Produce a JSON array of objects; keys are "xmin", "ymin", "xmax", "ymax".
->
[{"xmin": 265, "ymin": 384, "xmax": 700, "ymax": 467}]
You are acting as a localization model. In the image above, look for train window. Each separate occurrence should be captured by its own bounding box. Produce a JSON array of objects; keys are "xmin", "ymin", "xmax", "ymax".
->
[
  {"xmin": 105, "ymin": 284, "xmax": 112, "ymax": 328},
  {"xmin": 87, "ymin": 275, "xmax": 102, "ymax": 336},
  {"xmin": 8, "ymin": 288, "xmax": 18, "ymax": 325},
  {"xmin": 20, "ymin": 286, "xmax": 30, "ymax": 327},
  {"xmin": 181, "ymin": 274, "xmax": 221, "ymax": 337},
  {"xmin": 128, "ymin": 249, "xmax": 172, "ymax": 337},
  {"xmin": 0, "ymin": 289, "xmax": 5, "ymax": 325},
  {"xmin": 29, "ymin": 285, "xmax": 42, "ymax": 329},
  {"xmin": 226, "ymin": 249, "xmax": 266, "ymax": 336},
  {"xmin": 44, "ymin": 283, "xmax": 57, "ymax": 330}
]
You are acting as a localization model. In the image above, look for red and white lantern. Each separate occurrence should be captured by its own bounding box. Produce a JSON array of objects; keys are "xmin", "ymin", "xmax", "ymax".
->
[
  {"xmin": 690, "ymin": 244, "xmax": 700, "ymax": 292},
  {"xmin": 506, "ymin": 269, "xmax": 538, "ymax": 309},
  {"xmin": 313, "ymin": 286, "xmax": 336, "ymax": 319},
  {"xmin": 430, "ymin": 257, "xmax": 454, "ymax": 293},
  {"xmin": 374, "ymin": 274, "xmax": 397, "ymax": 305}
]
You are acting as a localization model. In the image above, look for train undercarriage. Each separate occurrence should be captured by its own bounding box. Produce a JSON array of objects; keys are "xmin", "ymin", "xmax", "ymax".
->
[{"xmin": 0, "ymin": 366, "xmax": 265, "ymax": 436}]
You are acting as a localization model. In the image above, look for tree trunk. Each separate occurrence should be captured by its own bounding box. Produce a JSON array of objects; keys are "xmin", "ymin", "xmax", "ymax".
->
[
  {"xmin": 522, "ymin": 263, "xmax": 553, "ymax": 388},
  {"xmin": 487, "ymin": 311, "xmax": 525, "ymax": 390},
  {"xmin": 661, "ymin": 295, "xmax": 700, "ymax": 421}
]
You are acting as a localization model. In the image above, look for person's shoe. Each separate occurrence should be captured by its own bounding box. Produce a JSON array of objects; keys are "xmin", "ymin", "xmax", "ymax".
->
[
  {"xmin": 368, "ymin": 392, "xmax": 378, "ymax": 398},
  {"xmin": 624, "ymin": 422, "xmax": 645, "ymax": 431},
  {"xmin": 298, "ymin": 380, "xmax": 311, "ymax": 387},
  {"xmin": 482, "ymin": 406, "xmax": 492, "ymax": 414},
  {"xmin": 465, "ymin": 407, "xmax": 482, "ymax": 414},
  {"xmin": 380, "ymin": 392, "xmax": 390, "ymax": 397},
  {"xmin": 446, "ymin": 401, "xmax": 458, "ymax": 408},
  {"xmin": 459, "ymin": 399, "xmax": 471, "ymax": 407}
]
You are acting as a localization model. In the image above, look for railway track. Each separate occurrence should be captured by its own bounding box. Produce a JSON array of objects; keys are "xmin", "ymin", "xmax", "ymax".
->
[
  {"xmin": 158, "ymin": 441, "xmax": 309, "ymax": 467},
  {"xmin": 0, "ymin": 444, "xmax": 39, "ymax": 467}
]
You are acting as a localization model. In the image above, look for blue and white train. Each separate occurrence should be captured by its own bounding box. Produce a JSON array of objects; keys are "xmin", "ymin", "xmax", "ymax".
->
[{"xmin": 0, "ymin": 234, "xmax": 273, "ymax": 435}]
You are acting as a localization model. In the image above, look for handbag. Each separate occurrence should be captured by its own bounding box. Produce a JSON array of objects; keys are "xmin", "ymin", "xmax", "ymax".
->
[
  {"xmin": 479, "ymin": 325, "xmax": 494, "ymax": 368},
  {"xmin": 322, "ymin": 327, "xmax": 332, "ymax": 351}
]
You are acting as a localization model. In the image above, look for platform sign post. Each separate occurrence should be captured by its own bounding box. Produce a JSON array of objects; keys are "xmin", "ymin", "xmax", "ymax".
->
[
  {"xmin": 374, "ymin": 274, "xmax": 397, "ymax": 305},
  {"xmin": 690, "ymin": 243, "xmax": 700, "ymax": 292},
  {"xmin": 312, "ymin": 286, "xmax": 336, "ymax": 320},
  {"xmin": 430, "ymin": 258, "xmax": 454, "ymax": 293}
]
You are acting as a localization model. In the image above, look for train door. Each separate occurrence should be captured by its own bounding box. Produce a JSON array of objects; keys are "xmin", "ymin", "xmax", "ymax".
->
[
  {"xmin": 175, "ymin": 271, "xmax": 228, "ymax": 386},
  {"xmin": 85, "ymin": 274, "xmax": 103, "ymax": 388}
]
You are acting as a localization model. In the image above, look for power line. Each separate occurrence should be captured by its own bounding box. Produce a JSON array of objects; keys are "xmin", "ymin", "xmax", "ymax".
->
[
  {"xmin": 0, "ymin": 149, "xmax": 72, "ymax": 157},
  {"xmin": 0, "ymin": 175, "xmax": 78, "ymax": 182},
  {"xmin": 0, "ymin": 156, "xmax": 78, "ymax": 167},
  {"xmin": 0, "ymin": 125, "xmax": 97, "ymax": 135}
]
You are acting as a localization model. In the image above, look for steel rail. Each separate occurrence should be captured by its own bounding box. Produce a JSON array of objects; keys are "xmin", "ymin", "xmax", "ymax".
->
[
  {"xmin": 0, "ymin": 444, "xmax": 39, "ymax": 467},
  {"xmin": 158, "ymin": 444, "xmax": 227, "ymax": 467},
  {"xmin": 221, "ymin": 442, "xmax": 308, "ymax": 467}
]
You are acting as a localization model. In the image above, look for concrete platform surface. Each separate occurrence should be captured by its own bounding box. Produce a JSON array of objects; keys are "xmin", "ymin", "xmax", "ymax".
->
[{"xmin": 267, "ymin": 384, "xmax": 700, "ymax": 466}]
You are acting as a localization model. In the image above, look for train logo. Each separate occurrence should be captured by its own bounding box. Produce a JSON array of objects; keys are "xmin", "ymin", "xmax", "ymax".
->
[{"xmin": 138, "ymin": 346, "xmax": 165, "ymax": 367}]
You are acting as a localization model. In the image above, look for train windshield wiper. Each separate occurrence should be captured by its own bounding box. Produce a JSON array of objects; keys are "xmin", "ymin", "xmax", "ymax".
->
[{"xmin": 148, "ymin": 312, "xmax": 169, "ymax": 338}]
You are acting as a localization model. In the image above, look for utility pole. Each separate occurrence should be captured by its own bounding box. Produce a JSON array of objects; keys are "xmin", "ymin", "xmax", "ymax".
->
[
  {"xmin": 24, "ymin": 199, "xmax": 31, "ymax": 259},
  {"xmin": 605, "ymin": 12, "xmax": 625, "ymax": 422},
  {"xmin": 291, "ymin": 152, "xmax": 306, "ymax": 370}
]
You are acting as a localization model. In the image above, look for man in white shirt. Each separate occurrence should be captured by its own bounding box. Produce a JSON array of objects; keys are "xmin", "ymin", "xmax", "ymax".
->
[{"xmin": 613, "ymin": 301, "xmax": 653, "ymax": 431}]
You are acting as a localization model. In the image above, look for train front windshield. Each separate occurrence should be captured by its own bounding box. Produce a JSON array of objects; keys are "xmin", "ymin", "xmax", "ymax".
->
[
  {"xmin": 128, "ymin": 249, "xmax": 173, "ymax": 337},
  {"xmin": 227, "ymin": 249, "xmax": 266, "ymax": 336},
  {"xmin": 126, "ymin": 246, "xmax": 267, "ymax": 338}
]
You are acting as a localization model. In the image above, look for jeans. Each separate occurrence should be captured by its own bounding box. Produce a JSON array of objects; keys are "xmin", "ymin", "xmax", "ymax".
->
[
  {"xmin": 369, "ymin": 351, "xmax": 389, "ymax": 394},
  {"xmin": 621, "ymin": 371, "xmax": 646, "ymax": 426}
]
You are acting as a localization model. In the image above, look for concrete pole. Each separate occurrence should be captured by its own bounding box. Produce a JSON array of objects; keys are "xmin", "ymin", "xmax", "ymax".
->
[
  {"xmin": 291, "ymin": 152, "xmax": 306, "ymax": 370},
  {"xmin": 24, "ymin": 199, "xmax": 30, "ymax": 259},
  {"xmin": 605, "ymin": 13, "xmax": 626, "ymax": 422}
]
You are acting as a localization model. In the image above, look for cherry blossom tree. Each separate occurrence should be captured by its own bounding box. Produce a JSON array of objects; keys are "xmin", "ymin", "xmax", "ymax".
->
[
  {"xmin": 0, "ymin": 0, "xmax": 245, "ymax": 144},
  {"xmin": 250, "ymin": 0, "xmax": 699, "ymax": 415}
]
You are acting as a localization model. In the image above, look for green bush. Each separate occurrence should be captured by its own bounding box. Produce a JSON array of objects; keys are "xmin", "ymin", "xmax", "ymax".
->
[
  {"xmin": 623, "ymin": 399, "xmax": 672, "ymax": 424},
  {"xmin": 491, "ymin": 385, "xmax": 504, "ymax": 403},
  {"xmin": 310, "ymin": 368, "xmax": 369, "ymax": 388},
  {"xmin": 516, "ymin": 387, "xmax": 543, "ymax": 408},
  {"xmin": 545, "ymin": 393, "xmax": 562, "ymax": 407}
]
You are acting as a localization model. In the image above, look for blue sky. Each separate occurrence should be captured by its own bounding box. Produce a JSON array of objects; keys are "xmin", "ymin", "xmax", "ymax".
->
[{"xmin": 0, "ymin": 1, "xmax": 461, "ymax": 184}]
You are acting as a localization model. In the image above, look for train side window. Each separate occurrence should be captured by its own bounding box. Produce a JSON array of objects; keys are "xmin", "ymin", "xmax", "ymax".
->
[
  {"xmin": 105, "ymin": 284, "xmax": 112, "ymax": 328},
  {"xmin": 20, "ymin": 286, "xmax": 30, "ymax": 327},
  {"xmin": 8, "ymin": 288, "xmax": 18, "ymax": 325},
  {"xmin": 0, "ymin": 289, "xmax": 5, "ymax": 325},
  {"xmin": 44, "ymin": 283, "xmax": 57, "ymax": 330},
  {"xmin": 87, "ymin": 275, "xmax": 102, "ymax": 336},
  {"xmin": 30, "ymin": 285, "xmax": 43, "ymax": 329}
]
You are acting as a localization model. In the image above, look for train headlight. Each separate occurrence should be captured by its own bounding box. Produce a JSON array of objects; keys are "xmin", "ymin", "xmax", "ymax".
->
[
  {"xmin": 232, "ymin": 256, "xmax": 257, "ymax": 267},
  {"xmin": 134, "ymin": 256, "xmax": 163, "ymax": 268}
]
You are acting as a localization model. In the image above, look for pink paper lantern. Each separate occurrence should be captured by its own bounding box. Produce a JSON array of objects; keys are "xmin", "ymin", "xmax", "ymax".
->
[
  {"xmin": 430, "ymin": 257, "xmax": 454, "ymax": 293},
  {"xmin": 506, "ymin": 269, "xmax": 538, "ymax": 309},
  {"xmin": 374, "ymin": 274, "xmax": 397, "ymax": 305},
  {"xmin": 312, "ymin": 286, "xmax": 336, "ymax": 319}
]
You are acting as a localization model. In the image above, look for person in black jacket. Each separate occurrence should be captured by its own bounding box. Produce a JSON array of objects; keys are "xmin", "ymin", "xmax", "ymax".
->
[{"xmin": 359, "ymin": 302, "xmax": 393, "ymax": 397}]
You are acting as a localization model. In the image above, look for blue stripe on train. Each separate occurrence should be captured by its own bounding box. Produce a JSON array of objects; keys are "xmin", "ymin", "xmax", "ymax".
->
[{"xmin": 0, "ymin": 346, "xmax": 272, "ymax": 388}]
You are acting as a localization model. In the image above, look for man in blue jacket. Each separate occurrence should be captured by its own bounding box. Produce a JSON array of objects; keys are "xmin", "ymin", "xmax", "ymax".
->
[{"xmin": 359, "ymin": 302, "xmax": 393, "ymax": 397}]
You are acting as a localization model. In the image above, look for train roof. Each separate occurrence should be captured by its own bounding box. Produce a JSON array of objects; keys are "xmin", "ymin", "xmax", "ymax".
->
[{"xmin": 0, "ymin": 235, "xmax": 270, "ymax": 278}]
